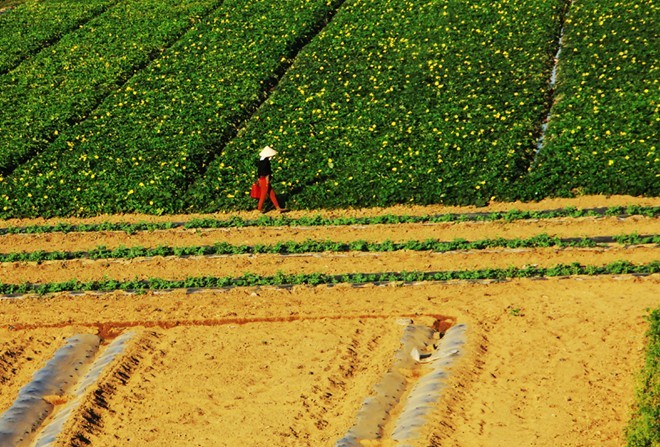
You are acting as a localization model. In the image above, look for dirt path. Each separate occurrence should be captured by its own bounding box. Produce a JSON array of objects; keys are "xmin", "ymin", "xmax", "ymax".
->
[
  {"xmin": 0, "ymin": 195, "xmax": 658, "ymax": 447},
  {"xmin": 0, "ymin": 194, "xmax": 656, "ymax": 229}
]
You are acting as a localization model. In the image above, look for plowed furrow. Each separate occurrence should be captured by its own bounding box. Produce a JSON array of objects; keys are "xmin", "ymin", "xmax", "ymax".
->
[
  {"xmin": 1, "ymin": 216, "xmax": 657, "ymax": 253},
  {"xmin": 1, "ymin": 245, "xmax": 656, "ymax": 284},
  {"xmin": 55, "ymin": 320, "xmax": 413, "ymax": 446},
  {"xmin": 57, "ymin": 331, "xmax": 158, "ymax": 447}
]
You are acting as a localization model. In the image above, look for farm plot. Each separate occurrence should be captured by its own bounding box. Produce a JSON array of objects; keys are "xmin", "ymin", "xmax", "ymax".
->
[
  {"xmin": 0, "ymin": 273, "xmax": 657, "ymax": 446},
  {"xmin": 0, "ymin": 0, "xmax": 345, "ymax": 218},
  {"xmin": 0, "ymin": 0, "xmax": 120, "ymax": 75},
  {"xmin": 190, "ymin": 0, "xmax": 567, "ymax": 211},
  {"xmin": 528, "ymin": 0, "xmax": 658, "ymax": 198},
  {"xmin": 0, "ymin": 197, "xmax": 658, "ymax": 446},
  {"xmin": 0, "ymin": 0, "xmax": 224, "ymax": 177}
]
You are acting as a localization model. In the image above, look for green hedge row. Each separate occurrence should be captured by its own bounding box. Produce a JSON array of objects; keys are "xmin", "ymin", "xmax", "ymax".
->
[
  {"xmin": 527, "ymin": 0, "xmax": 658, "ymax": 198},
  {"xmin": 0, "ymin": 0, "xmax": 344, "ymax": 217},
  {"xmin": 0, "ymin": 0, "xmax": 223, "ymax": 177},
  {"xmin": 189, "ymin": 0, "xmax": 566, "ymax": 210},
  {"xmin": 0, "ymin": 0, "xmax": 119, "ymax": 75},
  {"xmin": 5, "ymin": 233, "xmax": 653, "ymax": 263},
  {"xmin": 0, "ymin": 260, "xmax": 656, "ymax": 295}
]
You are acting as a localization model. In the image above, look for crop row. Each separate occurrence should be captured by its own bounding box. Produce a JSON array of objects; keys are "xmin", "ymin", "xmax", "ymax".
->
[
  {"xmin": 528, "ymin": 0, "xmax": 658, "ymax": 198},
  {"xmin": 189, "ymin": 0, "xmax": 567, "ymax": 210},
  {"xmin": 0, "ymin": 0, "xmax": 345, "ymax": 217},
  {"xmin": 0, "ymin": 260, "xmax": 656, "ymax": 295},
  {"xmin": 0, "ymin": 0, "xmax": 119, "ymax": 75},
  {"xmin": 0, "ymin": 205, "xmax": 656, "ymax": 235},
  {"xmin": 3, "ymin": 233, "xmax": 654, "ymax": 263},
  {"xmin": 0, "ymin": 0, "xmax": 223, "ymax": 177}
]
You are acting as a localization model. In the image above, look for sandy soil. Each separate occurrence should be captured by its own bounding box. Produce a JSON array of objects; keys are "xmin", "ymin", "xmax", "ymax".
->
[
  {"xmin": 0, "ymin": 278, "xmax": 657, "ymax": 446},
  {"xmin": 1, "ymin": 214, "xmax": 657, "ymax": 254},
  {"xmin": 0, "ymin": 195, "xmax": 658, "ymax": 447}
]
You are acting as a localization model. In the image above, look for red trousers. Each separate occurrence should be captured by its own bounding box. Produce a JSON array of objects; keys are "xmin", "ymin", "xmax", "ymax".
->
[{"xmin": 257, "ymin": 176, "xmax": 281, "ymax": 211}]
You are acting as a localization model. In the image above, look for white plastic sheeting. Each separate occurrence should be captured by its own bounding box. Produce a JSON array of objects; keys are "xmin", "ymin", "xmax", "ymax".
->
[
  {"xmin": 32, "ymin": 331, "xmax": 136, "ymax": 446},
  {"xmin": 335, "ymin": 322, "xmax": 467, "ymax": 447},
  {"xmin": 0, "ymin": 334, "xmax": 100, "ymax": 447},
  {"xmin": 335, "ymin": 323, "xmax": 436, "ymax": 447},
  {"xmin": 392, "ymin": 323, "xmax": 467, "ymax": 444}
]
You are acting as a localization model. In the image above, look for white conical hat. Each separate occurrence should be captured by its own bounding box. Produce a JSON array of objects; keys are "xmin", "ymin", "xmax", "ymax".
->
[{"xmin": 259, "ymin": 145, "xmax": 277, "ymax": 159}]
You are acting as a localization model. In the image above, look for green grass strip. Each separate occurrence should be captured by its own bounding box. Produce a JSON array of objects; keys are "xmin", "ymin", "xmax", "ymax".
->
[
  {"xmin": 0, "ymin": 260, "xmax": 656, "ymax": 295},
  {"xmin": 1, "ymin": 234, "xmax": 657, "ymax": 263},
  {"xmin": 626, "ymin": 308, "xmax": 660, "ymax": 447},
  {"xmin": 0, "ymin": 205, "xmax": 657, "ymax": 235}
]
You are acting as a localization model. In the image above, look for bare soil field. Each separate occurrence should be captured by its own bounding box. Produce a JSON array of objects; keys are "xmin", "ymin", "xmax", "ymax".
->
[{"xmin": 0, "ymin": 195, "xmax": 658, "ymax": 447}]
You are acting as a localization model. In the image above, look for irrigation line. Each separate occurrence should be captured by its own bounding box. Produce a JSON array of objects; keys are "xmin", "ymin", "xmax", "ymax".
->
[
  {"xmin": 1, "ymin": 205, "xmax": 657, "ymax": 235},
  {"xmin": 534, "ymin": 0, "xmax": 573, "ymax": 158}
]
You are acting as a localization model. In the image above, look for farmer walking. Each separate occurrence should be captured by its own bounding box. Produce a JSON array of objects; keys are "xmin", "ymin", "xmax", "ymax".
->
[{"xmin": 256, "ymin": 145, "xmax": 286, "ymax": 213}]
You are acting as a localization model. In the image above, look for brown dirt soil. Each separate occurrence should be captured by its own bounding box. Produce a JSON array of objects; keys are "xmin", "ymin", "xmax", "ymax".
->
[
  {"xmin": 0, "ymin": 277, "xmax": 657, "ymax": 446},
  {"xmin": 0, "ymin": 195, "xmax": 658, "ymax": 447}
]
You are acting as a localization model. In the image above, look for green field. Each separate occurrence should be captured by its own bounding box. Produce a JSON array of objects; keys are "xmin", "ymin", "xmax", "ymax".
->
[{"xmin": 0, "ymin": 0, "xmax": 656, "ymax": 217}]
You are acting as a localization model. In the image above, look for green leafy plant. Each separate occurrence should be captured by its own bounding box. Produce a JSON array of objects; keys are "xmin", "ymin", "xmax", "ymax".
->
[{"xmin": 626, "ymin": 308, "xmax": 660, "ymax": 447}]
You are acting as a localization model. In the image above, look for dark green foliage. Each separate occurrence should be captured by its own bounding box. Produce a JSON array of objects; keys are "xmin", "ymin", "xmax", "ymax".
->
[{"xmin": 626, "ymin": 309, "xmax": 660, "ymax": 447}]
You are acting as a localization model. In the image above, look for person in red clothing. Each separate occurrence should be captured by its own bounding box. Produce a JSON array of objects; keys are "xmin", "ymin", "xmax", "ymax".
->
[{"xmin": 257, "ymin": 145, "xmax": 286, "ymax": 213}]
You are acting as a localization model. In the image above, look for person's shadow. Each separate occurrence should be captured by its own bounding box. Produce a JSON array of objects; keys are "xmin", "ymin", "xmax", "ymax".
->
[{"xmin": 276, "ymin": 174, "xmax": 331, "ymax": 210}]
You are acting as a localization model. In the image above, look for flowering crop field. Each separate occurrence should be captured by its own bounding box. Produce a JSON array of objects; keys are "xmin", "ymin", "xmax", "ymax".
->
[
  {"xmin": 0, "ymin": 0, "xmax": 224, "ymax": 177},
  {"xmin": 528, "ymin": 0, "xmax": 658, "ymax": 198},
  {"xmin": 0, "ymin": 0, "xmax": 656, "ymax": 217},
  {"xmin": 190, "ymin": 0, "xmax": 566, "ymax": 210},
  {"xmin": 0, "ymin": 0, "xmax": 118, "ymax": 75},
  {"xmin": 0, "ymin": 0, "xmax": 344, "ymax": 216}
]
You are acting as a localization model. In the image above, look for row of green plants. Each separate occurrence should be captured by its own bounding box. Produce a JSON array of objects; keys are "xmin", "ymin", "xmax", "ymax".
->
[
  {"xmin": 1, "ymin": 205, "xmax": 656, "ymax": 235},
  {"xmin": 0, "ymin": 0, "xmax": 224, "ymax": 177},
  {"xmin": 528, "ymin": 0, "xmax": 658, "ymax": 198},
  {"xmin": 0, "ymin": 0, "xmax": 118, "ymax": 75},
  {"xmin": 3, "ymin": 233, "xmax": 655, "ymax": 263},
  {"xmin": 1, "ymin": 205, "xmax": 657, "ymax": 235},
  {"xmin": 0, "ymin": 260, "xmax": 656, "ymax": 295},
  {"xmin": 189, "ymin": 0, "xmax": 568, "ymax": 210},
  {"xmin": 626, "ymin": 308, "xmax": 660, "ymax": 447},
  {"xmin": 0, "ymin": 0, "xmax": 344, "ymax": 217}
]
